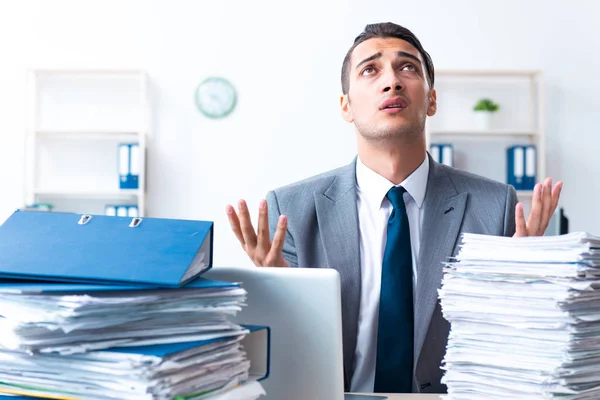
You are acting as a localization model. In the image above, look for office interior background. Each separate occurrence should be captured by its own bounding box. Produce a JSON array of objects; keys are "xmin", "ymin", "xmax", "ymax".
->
[{"xmin": 0, "ymin": 0, "xmax": 597, "ymax": 267}]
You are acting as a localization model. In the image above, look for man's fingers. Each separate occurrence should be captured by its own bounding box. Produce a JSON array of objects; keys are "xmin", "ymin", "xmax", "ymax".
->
[
  {"xmin": 551, "ymin": 181, "xmax": 563, "ymax": 212},
  {"xmin": 237, "ymin": 200, "xmax": 257, "ymax": 248},
  {"xmin": 527, "ymin": 183, "xmax": 543, "ymax": 234},
  {"xmin": 268, "ymin": 215, "xmax": 288, "ymax": 266},
  {"xmin": 514, "ymin": 202, "xmax": 528, "ymax": 237},
  {"xmin": 226, "ymin": 205, "xmax": 246, "ymax": 246},
  {"xmin": 541, "ymin": 178, "xmax": 553, "ymax": 228},
  {"xmin": 256, "ymin": 199, "xmax": 270, "ymax": 252}
]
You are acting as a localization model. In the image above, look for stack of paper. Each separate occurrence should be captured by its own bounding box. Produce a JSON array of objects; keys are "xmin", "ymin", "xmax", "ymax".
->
[
  {"xmin": 0, "ymin": 210, "xmax": 267, "ymax": 400},
  {"xmin": 0, "ymin": 279, "xmax": 265, "ymax": 399},
  {"xmin": 0, "ymin": 335, "xmax": 251, "ymax": 399},
  {"xmin": 439, "ymin": 232, "xmax": 600, "ymax": 400},
  {"xmin": 0, "ymin": 280, "xmax": 247, "ymax": 354}
]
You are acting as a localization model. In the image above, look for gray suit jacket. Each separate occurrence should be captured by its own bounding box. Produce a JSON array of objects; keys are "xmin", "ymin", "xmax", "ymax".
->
[{"xmin": 266, "ymin": 155, "xmax": 517, "ymax": 393}]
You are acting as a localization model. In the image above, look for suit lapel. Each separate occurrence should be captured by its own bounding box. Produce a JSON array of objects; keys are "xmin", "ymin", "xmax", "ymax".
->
[
  {"xmin": 314, "ymin": 160, "xmax": 360, "ymax": 387},
  {"xmin": 414, "ymin": 159, "xmax": 467, "ymax": 365}
]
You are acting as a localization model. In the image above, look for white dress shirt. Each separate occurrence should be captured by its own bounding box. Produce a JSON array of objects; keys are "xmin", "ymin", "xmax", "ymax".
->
[{"xmin": 350, "ymin": 154, "xmax": 430, "ymax": 393}]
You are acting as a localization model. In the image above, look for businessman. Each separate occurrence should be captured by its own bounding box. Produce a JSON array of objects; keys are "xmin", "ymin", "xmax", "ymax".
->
[{"xmin": 226, "ymin": 22, "xmax": 562, "ymax": 394}]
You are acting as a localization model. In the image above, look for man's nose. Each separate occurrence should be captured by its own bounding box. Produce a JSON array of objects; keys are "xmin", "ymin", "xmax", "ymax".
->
[
  {"xmin": 383, "ymin": 83, "xmax": 403, "ymax": 93},
  {"xmin": 381, "ymin": 69, "xmax": 403, "ymax": 93}
]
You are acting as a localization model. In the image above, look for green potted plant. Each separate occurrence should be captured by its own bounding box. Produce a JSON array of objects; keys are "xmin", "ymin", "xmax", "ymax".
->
[{"xmin": 473, "ymin": 98, "xmax": 500, "ymax": 130}]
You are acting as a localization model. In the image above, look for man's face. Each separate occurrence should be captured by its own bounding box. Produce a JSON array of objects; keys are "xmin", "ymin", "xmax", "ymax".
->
[{"xmin": 340, "ymin": 37, "xmax": 436, "ymax": 143}]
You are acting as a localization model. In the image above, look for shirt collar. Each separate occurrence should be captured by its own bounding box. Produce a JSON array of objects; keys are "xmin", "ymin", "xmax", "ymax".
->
[{"xmin": 356, "ymin": 153, "xmax": 429, "ymax": 210}]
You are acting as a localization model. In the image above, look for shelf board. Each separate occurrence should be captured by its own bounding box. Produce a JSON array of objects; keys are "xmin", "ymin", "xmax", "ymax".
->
[
  {"xmin": 428, "ymin": 129, "xmax": 538, "ymax": 138},
  {"xmin": 32, "ymin": 189, "xmax": 141, "ymax": 199},
  {"xmin": 34, "ymin": 69, "xmax": 145, "ymax": 76},
  {"xmin": 36, "ymin": 130, "xmax": 143, "ymax": 141},
  {"xmin": 516, "ymin": 190, "xmax": 534, "ymax": 197},
  {"xmin": 436, "ymin": 70, "xmax": 541, "ymax": 78}
]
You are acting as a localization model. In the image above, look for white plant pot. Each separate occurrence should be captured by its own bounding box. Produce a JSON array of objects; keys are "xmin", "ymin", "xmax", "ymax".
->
[{"xmin": 473, "ymin": 111, "xmax": 493, "ymax": 131}]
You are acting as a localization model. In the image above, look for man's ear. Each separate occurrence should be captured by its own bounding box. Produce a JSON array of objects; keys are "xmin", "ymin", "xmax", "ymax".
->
[
  {"xmin": 340, "ymin": 94, "xmax": 354, "ymax": 123},
  {"xmin": 427, "ymin": 89, "xmax": 437, "ymax": 117}
]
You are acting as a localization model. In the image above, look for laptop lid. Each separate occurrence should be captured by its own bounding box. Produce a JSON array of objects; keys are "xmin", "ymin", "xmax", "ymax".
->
[{"xmin": 204, "ymin": 266, "xmax": 345, "ymax": 400}]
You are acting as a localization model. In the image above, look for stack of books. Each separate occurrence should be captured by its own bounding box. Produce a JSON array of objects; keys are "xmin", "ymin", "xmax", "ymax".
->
[
  {"xmin": 0, "ymin": 210, "xmax": 269, "ymax": 400},
  {"xmin": 439, "ymin": 232, "xmax": 600, "ymax": 399}
]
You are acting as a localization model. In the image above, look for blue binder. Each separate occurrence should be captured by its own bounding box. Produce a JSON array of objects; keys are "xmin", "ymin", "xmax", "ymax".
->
[
  {"xmin": 0, "ymin": 210, "xmax": 213, "ymax": 287},
  {"xmin": 104, "ymin": 204, "xmax": 117, "ymax": 216},
  {"xmin": 127, "ymin": 205, "xmax": 139, "ymax": 217},
  {"xmin": 106, "ymin": 204, "xmax": 138, "ymax": 217},
  {"xmin": 241, "ymin": 325, "xmax": 272, "ymax": 382},
  {"xmin": 0, "ymin": 277, "xmax": 237, "ymax": 293},
  {"xmin": 507, "ymin": 145, "xmax": 536, "ymax": 190},
  {"xmin": 118, "ymin": 143, "xmax": 140, "ymax": 189},
  {"xmin": 507, "ymin": 145, "xmax": 524, "ymax": 190},
  {"xmin": 111, "ymin": 324, "xmax": 270, "ymax": 382},
  {"xmin": 523, "ymin": 145, "xmax": 537, "ymax": 190},
  {"xmin": 430, "ymin": 143, "xmax": 454, "ymax": 167}
]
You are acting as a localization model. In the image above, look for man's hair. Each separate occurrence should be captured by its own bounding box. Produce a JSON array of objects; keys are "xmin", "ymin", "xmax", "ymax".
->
[{"xmin": 341, "ymin": 22, "xmax": 435, "ymax": 95}]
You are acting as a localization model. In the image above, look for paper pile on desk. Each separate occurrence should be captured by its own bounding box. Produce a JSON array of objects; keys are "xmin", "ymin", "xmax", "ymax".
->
[
  {"xmin": 0, "ymin": 211, "xmax": 267, "ymax": 399},
  {"xmin": 0, "ymin": 279, "xmax": 264, "ymax": 399},
  {"xmin": 0, "ymin": 280, "xmax": 247, "ymax": 354},
  {"xmin": 0, "ymin": 335, "xmax": 258, "ymax": 400},
  {"xmin": 439, "ymin": 232, "xmax": 600, "ymax": 399}
]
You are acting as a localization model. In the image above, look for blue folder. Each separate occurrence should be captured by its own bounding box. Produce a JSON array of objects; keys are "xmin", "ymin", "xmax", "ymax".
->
[
  {"xmin": 507, "ymin": 145, "xmax": 524, "ymax": 190},
  {"xmin": 430, "ymin": 142, "xmax": 454, "ymax": 167},
  {"xmin": 0, "ymin": 210, "xmax": 213, "ymax": 287},
  {"xmin": 109, "ymin": 324, "xmax": 270, "ymax": 382},
  {"xmin": 118, "ymin": 143, "xmax": 139, "ymax": 189},
  {"xmin": 0, "ymin": 277, "xmax": 237, "ymax": 293},
  {"xmin": 507, "ymin": 145, "xmax": 536, "ymax": 191}
]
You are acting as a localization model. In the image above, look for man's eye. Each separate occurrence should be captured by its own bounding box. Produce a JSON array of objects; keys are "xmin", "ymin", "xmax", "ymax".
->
[
  {"xmin": 402, "ymin": 64, "xmax": 416, "ymax": 71},
  {"xmin": 362, "ymin": 67, "xmax": 376, "ymax": 75}
]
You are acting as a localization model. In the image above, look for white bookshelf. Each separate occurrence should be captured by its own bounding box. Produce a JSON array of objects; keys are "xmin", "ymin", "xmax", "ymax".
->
[
  {"xmin": 426, "ymin": 69, "xmax": 545, "ymax": 204},
  {"xmin": 429, "ymin": 129, "xmax": 539, "ymax": 138},
  {"xmin": 31, "ymin": 188, "xmax": 142, "ymax": 198},
  {"xmin": 24, "ymin": 69, "xmax": 149, "ymax": 216}
]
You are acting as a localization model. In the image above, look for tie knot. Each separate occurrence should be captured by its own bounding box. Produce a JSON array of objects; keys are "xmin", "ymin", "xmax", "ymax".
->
[{"xmin": 386, "ymin": 186, "xmax": 407, "ymax": 209}]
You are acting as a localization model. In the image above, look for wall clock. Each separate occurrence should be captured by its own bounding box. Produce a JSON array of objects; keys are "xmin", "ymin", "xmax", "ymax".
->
[{"xmin": 194, "ymin": 76, "xmax": 237, "ymax": 119}]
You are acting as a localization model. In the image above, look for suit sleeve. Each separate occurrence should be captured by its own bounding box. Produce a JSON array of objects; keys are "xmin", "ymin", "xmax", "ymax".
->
[
  {"xmin": 266, "ymin": 190, "xmax": 299, "ymax": 267},
  {"xmin": 503, "ymin": 184, "xmax": 518, "ymax": 237}
]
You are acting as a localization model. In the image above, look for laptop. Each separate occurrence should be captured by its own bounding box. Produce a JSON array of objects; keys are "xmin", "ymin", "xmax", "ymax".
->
[{"xmin": 204, "ymin": 266, "xmax": 345, "ymax": 400}]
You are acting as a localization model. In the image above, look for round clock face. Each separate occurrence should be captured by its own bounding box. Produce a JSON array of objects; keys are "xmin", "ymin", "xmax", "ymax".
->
[{"xmin": 195, "ymin": 77, "xmax": 237, "ymax": 119}]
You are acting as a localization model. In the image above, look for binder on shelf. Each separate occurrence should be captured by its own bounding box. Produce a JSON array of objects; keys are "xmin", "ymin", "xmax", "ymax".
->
[
  {"xmin": 430, "ymin": 143, "xmax": 454, "ymax": 167},
  {"xmin": 507, "ymin": 145, "xmax": 536, "ymax": 190},
  {"xmin": 118, "ymin": 143, "xmax": 140, "ymax": 189},
  {"xmin": 524, "ymin": 145, "xmax": 537, "ymax": 190},
  {"xmin": 507, "ymin": 145, "xmax": 524, "ymax": 190},
  {"xmin": 22, "ymin": 203, "xmax": 53, "ymax": 212},
  {"xmin": 117, "ymin": 205, "xmax": 128, "ymax": 217},
  {"xmin": 105, "ymin": 204, "xmax": 138, "ymax": 217},
  {"xmin": 127, "ymin": 205, "xmax": 139, "ymax": 217},
  {"xmin": 0, "ymin": 210, "xmax": 213, "ymax": 287},
  {"xmin": 105, "ymin": 205, "xmax": 117, "ymax": 216}
]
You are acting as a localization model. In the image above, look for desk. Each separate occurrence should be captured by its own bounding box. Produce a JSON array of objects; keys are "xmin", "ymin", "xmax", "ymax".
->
[{"xmin": 347, "ymin": 394, "xmax": 442, "ymax": 400}]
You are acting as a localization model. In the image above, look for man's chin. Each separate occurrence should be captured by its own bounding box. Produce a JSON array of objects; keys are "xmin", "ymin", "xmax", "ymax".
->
[
  {"xmin": 355, "ymin": 119, "xmax": 424, "ymax": 142},
  {"xmin": 359, "ymin": 131, "xmax": 419, "ymax": 143},
  {"xmin": 376, "ymin": 125, "xmax": 421, "ymax": 140}
]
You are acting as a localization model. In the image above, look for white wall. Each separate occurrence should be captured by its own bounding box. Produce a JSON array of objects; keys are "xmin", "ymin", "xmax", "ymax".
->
[{"xmin": 1, "ymin": 0, "xmax": 599, "ymax": 267}]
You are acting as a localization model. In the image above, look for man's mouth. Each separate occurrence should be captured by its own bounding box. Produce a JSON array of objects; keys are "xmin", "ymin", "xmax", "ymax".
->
[{"xmin": 379, "ymin": 97, "xmax": 409, "ymax": 111}]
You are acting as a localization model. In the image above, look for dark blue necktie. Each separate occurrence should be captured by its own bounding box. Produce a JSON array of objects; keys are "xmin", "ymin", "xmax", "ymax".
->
[{"xmin": 374, "ymin": 185, "xmax": 414, "ymax": 393}]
